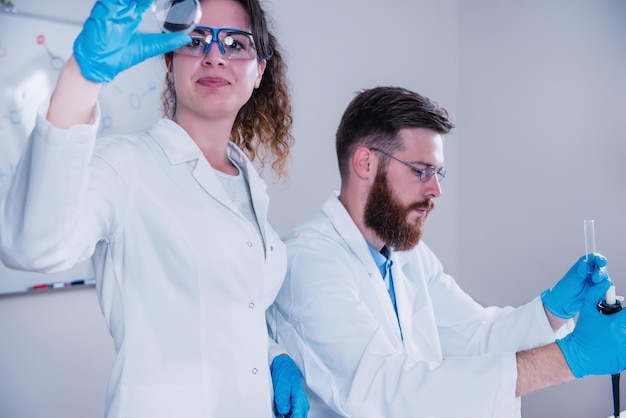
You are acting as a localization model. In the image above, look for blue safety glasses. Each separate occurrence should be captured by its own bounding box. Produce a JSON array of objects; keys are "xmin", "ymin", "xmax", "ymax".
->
[{"xmin": 175, "ymin": 25, "xmax": 257, "ymax": 60}]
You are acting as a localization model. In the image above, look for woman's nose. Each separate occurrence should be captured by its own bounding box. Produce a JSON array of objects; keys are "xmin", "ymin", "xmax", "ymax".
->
[{"xmin": 202, "ymin": 41, "xmax": 226, "ymax": 65}]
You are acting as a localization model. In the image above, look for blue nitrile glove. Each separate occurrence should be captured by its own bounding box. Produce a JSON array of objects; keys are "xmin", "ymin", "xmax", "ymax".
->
[
  {"xmin": 270, "ymin": 355, "xmax": 309, "ymax": 418},
  {"xmin": 556, "ymin": 280, "xmax": 626, "ymax": 378},
  {"xmin": 541, "ymin": 253, "xmax": 609, "ymax": 319},
  {"xmin": 73, "ymin": 0, "xmax": 191, "ymax": 83}
]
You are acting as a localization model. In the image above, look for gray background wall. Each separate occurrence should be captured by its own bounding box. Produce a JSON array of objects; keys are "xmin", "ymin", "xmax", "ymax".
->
[{"xmin": 0, "ymin": 0, "xmax": 624, "ymax": 417}]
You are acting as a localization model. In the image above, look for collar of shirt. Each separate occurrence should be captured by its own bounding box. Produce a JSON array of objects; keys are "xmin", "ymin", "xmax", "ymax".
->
[{"xmin": 367, "ymin": 243, "xmax": 393, "ymax": 278}]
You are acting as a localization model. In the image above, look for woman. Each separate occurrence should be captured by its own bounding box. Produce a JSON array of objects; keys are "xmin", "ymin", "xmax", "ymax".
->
[{"xmin": 0, "ymin": 0, "xmax": 308, "ymax": 417}]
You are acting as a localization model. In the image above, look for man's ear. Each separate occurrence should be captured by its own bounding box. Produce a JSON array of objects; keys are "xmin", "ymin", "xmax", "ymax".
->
[{"xmin": 353, "ymin": 147, "xmax": 376, "ymax": 179}]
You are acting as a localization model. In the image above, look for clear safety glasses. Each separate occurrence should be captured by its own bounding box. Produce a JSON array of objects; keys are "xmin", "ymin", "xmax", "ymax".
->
[
  {"xmin": 370, "ymin": 148, "xmax": 446, "ymax": 183},
  {"xmin": 175, "ymin": 26, "xmax": 258, "ymax": 60}
]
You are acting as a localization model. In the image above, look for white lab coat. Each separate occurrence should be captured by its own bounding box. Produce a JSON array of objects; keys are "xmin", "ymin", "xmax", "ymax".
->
[
  {"xmin": 268, "ymin": 193, "xmax": 563, "ymax": 418},
  {"xmin": 0, "ymin": 102, "xmax": 287, "ymax": 418}
]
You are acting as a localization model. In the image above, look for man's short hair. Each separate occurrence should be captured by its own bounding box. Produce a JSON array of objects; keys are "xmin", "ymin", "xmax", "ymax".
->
[{"xmin": 335, "ymin": 86, "xmax": 454, "ymax": 181}]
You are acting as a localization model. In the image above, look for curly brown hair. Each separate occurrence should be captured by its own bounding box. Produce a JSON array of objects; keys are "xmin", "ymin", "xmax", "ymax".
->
[{"xmin": 161, "ymin": 0, "xmax": 293, "ymax": 183}]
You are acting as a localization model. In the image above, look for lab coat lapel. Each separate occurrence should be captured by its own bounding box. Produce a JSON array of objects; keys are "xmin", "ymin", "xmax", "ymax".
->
[
  {"xmin": 190, "ymin": 145, "xmax": 272, "ymax": 251},
  {"xmin": 149, "ymin": 120, "xmax": 267, "ymax": 233},
  {"xmin": 148, "ymin": 119, "xmax": 233, "ymax": 209},
  {"xmin": 322, "ymin": 193, "xmax": 404, "ymax": 343},
  {"xmin": 190, "ymin": 158, "xmax": 236, "ymax": 208},
  {"xmin": 228, "ymin": 145, "xmax": 270, "ymax": 242},
  {"xmin": 393, "ymin": 252, "xmax": 442, "ymax": 361},
  {"xmin": 389, "ymin": 256, "xmax": 414, "ymax": 342}
]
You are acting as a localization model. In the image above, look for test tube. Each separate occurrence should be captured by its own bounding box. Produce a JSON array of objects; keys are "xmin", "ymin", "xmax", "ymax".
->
[
  {"xmin": 584, "ymin": 219, "xmax": 596, "ymax": 266},
  {"xmin": 586, "ymin": 219, "xmax": 617, "ymax": 305}
]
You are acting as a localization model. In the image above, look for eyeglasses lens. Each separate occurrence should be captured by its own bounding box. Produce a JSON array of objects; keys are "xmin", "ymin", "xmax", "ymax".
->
[
  {"xmin": 176, "ymin": 27, "xmax": 257, "ymax": 60},
  {"xmin": 419, "ymin": 166, "xmax": 446, "ymax": 183}
]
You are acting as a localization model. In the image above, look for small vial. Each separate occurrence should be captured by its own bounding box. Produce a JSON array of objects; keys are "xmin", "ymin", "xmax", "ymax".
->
[{"xmin": 606, "ymin": 285, "xmax": 617, "ymax": 306}]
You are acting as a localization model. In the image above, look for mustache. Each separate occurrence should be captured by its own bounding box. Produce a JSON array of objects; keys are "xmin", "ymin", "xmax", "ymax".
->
[{"xmin": 408, "ymin": 199, "xmax": 435, "ymax": 212}]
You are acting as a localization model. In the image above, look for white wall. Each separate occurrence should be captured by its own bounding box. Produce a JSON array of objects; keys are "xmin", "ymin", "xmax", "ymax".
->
[
  {"xmin": 0, "ymin": 0, "xmax": 624, "ymax": 417},
  {"xmin": 456, "ymin": 1, "xmax": 626, "ymax": 417}
]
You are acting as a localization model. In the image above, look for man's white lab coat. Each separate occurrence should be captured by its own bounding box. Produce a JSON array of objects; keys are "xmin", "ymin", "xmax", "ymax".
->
[{"xmin": 268, "ymin": 193, "xmax": 564, "ymax": 418}]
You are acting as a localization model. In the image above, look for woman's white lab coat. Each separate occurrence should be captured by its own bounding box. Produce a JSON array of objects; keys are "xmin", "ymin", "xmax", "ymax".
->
[
  {"xmin": 268, "ymin": 193, "xmax": 563, "ymax": 418},
  {"xmin": 0, "ymin": 103, "xmax": 287, "ymax": 418}
]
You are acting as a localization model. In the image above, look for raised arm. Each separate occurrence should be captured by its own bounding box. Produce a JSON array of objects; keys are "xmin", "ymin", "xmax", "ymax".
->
[
  {"xmin": 47, "ymin": 56, "xmax": 101, "ymax": 128},
  {"xmin": 48, "ymin": 0, "xmax": 191, "ymax": 128}
]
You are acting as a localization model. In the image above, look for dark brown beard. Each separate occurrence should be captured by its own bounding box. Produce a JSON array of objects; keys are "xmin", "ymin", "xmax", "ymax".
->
[{"xmin": 364, "ymin": 167, "xmax": 434, "ymax": 251}]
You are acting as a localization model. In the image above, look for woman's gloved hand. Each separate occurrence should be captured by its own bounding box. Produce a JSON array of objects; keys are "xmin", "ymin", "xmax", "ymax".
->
[
  {"xmin": 556, "ymin": 280, "xmax": 626, "ymax": 378},
  {"xmin": 73, "ymin": 0, "xmax": 191, "ymax": 83},
  {"xmin": 270, "ymin": 354, "xmax": 309, "ymax": 418},
  {"xmin": 541, "ymin": 253, "xmax": 610, "ymax": 319}
]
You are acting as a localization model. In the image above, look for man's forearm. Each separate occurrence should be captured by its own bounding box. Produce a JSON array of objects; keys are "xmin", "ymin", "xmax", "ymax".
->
[{"xmin": 516, "ymin": 342, "xmax": 575, "ymax": 397}]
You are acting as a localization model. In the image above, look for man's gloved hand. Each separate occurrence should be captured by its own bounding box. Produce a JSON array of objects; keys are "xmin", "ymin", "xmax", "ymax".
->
[
  {"xmin": 270, "ymin": 354, "xmax": 309, "ymax": 418},
  {"xmin": 73, "ymin": 0, "xmax": 191, "ymax": 83},
  {"xmin": 541, "ymin": 253, "xmax": 609, "ymax": 319},
  {"xmin": 556, "ymin": 280, "xmax": 626, "ymax": 378}
]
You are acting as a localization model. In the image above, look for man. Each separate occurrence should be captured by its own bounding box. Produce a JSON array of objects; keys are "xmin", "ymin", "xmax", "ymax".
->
[{"xmin": 268, "ymin": 86, "xmax": 626, "ymax": 417}]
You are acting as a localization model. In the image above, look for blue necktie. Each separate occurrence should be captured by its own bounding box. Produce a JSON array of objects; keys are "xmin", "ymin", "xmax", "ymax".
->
[
  {"xmin": 380, "ymin": 246, "xmax": 402, "ymax": 339},
  {"xmin": 380, "ymin": 246, "xmax": 397, "ymax": 313}
]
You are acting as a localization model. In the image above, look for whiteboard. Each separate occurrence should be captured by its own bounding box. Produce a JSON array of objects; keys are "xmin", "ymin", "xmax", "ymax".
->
[{"xmin": 0, "ymin": 11, "xmax": 166, "ymax": 294}]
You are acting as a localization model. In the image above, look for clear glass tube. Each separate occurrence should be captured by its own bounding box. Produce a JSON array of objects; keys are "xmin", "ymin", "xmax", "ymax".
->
[
  {"xmin": 584, "ymin": 219, "xmax": 596, "ymax": 260},
  {"xmin": 586, "ymin": 219, "xmax": 617, "ymax": 304}
]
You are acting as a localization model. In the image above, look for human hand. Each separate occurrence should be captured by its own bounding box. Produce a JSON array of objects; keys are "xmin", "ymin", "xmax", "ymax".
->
[
  {"xmin": 270, "ymin": 355, "xmax": 309, "ymax": 418},
  {"xmin": 541, "ymin": 253, "xmax": 609, "ymax": 319},
  {"xmin": 556, "ymin": 280, "xmax": 626, "ymax": 378},
  {"xmin": 73, "ymin": 0, "xmax": 191, "ymax": 82}
]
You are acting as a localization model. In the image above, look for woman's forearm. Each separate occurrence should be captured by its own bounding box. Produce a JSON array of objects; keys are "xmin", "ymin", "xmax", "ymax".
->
[{"xmin": 47, "ymin": 55, "xmax": 101, "ymax": 128}]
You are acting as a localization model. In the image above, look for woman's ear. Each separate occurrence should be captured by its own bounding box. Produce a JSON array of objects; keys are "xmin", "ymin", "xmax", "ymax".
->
[
  {"xmin": 255, "ymin": 59, "xmax": 267, "ymax": 89},
  {"xmin": 164, "ymin": 54, "xmax": 173, "ymax": 75}
]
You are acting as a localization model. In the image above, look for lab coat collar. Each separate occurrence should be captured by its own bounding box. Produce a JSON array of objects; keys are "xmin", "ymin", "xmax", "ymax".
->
[
  {"xmin": 148, "ymin": 119, "xmax": 202, "ymax": 165},
  {"xmin": 322, "ymin": 192, "xmax": 382, "ymax": 277},
  {"xmin": 147, "ymin": 119, "xmax": 270, "ymax": 242},
  {"xmin": 148, "ymin": 119, "xmax": 260, "ymax": 172},
  {"xmin": 321, "ymin": 192, "xmax": 430, "ymax": 348},
  {"xmin": 321, "ymin": 192, "xmax": 412, "ymax": 275},
  {"xmin": 322, "ymin": 193, "xmax": 406, "ymax": 341}
]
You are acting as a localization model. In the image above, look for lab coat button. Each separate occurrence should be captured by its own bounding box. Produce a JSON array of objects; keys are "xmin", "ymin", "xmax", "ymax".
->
[
  {"xmin": 247, "ymin": 241, "xmax": 253, "ymax": 247},
  {"xmin": 251, "ymin": 368, "xmax": 258, "ymax": 374},
  {"xmin": 249, "ymin": 302, "xmax": 255, "ymax": 309}
]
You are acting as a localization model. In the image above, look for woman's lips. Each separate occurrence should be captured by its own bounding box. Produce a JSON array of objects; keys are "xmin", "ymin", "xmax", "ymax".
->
[{"xmin": 197, "ymin": 77, "xmax": 229, "ymax": 88}]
